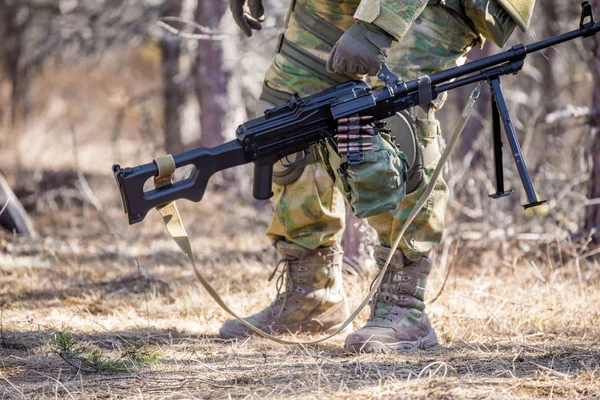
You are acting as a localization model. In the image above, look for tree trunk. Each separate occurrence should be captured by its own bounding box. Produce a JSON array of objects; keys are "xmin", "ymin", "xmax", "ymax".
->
[
  {"xmin": 585, "ymin": 23, "xmax": 600, "ymax": 244},
  {"xmin": 2, "ymin": 3, "xmax": 31, "ymax": 126},
  {"xmin": 193, "ymin": 0, "xmax": 229, "ymax": 148},
  {"xmin": 160, "ymin": 0, "xmax": 185, "ymax": 154}
]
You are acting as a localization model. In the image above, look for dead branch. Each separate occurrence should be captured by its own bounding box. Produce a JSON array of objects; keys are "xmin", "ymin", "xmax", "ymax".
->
[{"xmin": 157, "ymin": 19, "xmax": 226, "ymax": 40}]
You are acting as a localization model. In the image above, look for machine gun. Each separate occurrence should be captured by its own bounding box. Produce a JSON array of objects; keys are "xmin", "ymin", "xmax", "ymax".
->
[{"xmin": 113, "ymin": 2, "xmax": 600, "ymax": 225}]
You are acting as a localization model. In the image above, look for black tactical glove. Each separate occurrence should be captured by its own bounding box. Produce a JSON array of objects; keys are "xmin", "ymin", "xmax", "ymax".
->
[
  {"xmin": 326, "ymin": 22, "xmax": 393, "ymax": 76},
  {"xmin": 230, "ymin": 0, "xmax": 264, "ymax": 37}
]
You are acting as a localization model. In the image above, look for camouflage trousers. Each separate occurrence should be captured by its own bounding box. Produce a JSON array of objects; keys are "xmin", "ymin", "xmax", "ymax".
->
[{"xmin": 263, "ymin": 2, "xmax": 480, "ymax": 260}]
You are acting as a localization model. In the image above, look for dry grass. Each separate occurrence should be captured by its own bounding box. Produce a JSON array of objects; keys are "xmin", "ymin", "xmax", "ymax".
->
[
  {"xmin": 0, "ymin": 4, "xmax": 597, "ymax": 398},
  {"xmin": 1, "ymin": 172, "xmax": 599, "ymax": 399}
]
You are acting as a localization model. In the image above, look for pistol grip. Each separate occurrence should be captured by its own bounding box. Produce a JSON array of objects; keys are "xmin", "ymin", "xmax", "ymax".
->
[{"xmin": 253, "ymin": 160, "xmax": 275, "ymax": 200}]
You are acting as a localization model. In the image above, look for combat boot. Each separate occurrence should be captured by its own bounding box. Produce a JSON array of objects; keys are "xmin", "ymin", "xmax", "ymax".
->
[
  {"xmin": 219, "ymin": 241, "xmax": 351, "ymax": 339},
  {"xmin": 345, "ymin": 245, "xmax": 438, "ymax": 353}
]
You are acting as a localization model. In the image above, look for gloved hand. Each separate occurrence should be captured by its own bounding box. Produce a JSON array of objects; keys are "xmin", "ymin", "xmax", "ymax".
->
[
  {"xmin": 229, "ymin": 0, "xmax": 264, "ymax": 37},
  {"xmin": 326, "ymin": 22, "xmax": 393, "ymax": 76}
]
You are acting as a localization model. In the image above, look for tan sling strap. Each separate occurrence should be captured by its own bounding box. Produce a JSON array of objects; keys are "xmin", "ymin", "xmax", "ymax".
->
[{"xmin": 153, "ymin": 84, "xmax": 481, "ymax": 345}]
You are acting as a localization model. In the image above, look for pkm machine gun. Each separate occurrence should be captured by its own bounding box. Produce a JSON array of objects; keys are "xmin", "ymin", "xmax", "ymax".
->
[{"xmin": 112, "ymin": 2, "xmax": 600, "ymax": 225}]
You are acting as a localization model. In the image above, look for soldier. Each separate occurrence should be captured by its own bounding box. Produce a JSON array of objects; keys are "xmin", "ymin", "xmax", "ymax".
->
[{"xmin": 220, "ymin": 0, "xmax": 535, "ymax": 352}]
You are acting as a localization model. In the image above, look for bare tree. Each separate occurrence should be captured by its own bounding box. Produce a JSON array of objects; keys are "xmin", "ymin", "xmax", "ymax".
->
[
  {"xmin": 192, "ymin": 0, "xmax": 229, "ymax": 148},
  {"xmin": 585, "ymin": 18, "xmax": 600, "ymax": 244},
  {"xmin": 159, "ymin": 0, "xmax": 186, "ymax": 154},
  {"xmin": 0, "ymin": 1, "xmax": 58, "ymax": 125}
]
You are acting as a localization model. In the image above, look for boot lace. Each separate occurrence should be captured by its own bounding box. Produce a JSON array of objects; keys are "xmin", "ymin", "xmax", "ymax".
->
[
  {"xmin": 370, "ymin": 270, "xmax": 401, "ymax": 322},
  {"xmin": 266, "ymin": 258, "xmax": 295, "ymax": 317}
]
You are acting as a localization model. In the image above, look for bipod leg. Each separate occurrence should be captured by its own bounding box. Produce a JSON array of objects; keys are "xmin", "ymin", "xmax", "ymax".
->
[
  {"xmin": 488, "ymin": 91, "xmax": 513, "ymax": 200},
  {"xmin": 488, "ymin": 78, "xmax": 546, "ymax": 209}
]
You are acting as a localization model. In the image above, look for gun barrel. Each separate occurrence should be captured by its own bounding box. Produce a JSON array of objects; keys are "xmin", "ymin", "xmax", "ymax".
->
[
  {"xmin": 401, "ymin": 21, "xmax": 600, "ymax": 96},
  {"xmin": 526, "ymin": 22, "xmax": 600, "ymax": 53}
]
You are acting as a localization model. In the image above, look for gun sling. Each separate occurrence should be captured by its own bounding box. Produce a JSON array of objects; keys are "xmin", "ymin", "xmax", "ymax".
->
[
  {"xmin": 152, "ymin": 86, "xmax": 481, "ymax": 346},
  {"xmin": 113, "ymin": 7, "xmax": 600, "ymax": 343}
]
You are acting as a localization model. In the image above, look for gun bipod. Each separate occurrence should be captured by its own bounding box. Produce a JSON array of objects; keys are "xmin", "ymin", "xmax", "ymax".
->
[{"xmin": 486, "ymin": 76, "xmax": 547, "ymax": 209}]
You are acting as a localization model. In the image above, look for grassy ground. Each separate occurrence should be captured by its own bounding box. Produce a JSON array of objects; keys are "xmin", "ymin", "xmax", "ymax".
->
[{"xmin": 1, "ymin": 173, "xmax": 599, "ymax": 399}]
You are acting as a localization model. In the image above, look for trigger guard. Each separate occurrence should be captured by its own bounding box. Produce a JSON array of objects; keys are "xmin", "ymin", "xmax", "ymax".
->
[
  {"xmin": 272, "ymin": 148, "xmax": 320, "ymax": 186},
  {"xmin": 281, "ymin": 150, "xmax": 308, "ymax": 168}
]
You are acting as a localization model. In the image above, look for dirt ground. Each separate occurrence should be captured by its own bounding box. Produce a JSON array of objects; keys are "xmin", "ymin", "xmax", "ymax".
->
[{"xmin": 1, "ymin": 172, "xmax": 599, "ymax": 399}]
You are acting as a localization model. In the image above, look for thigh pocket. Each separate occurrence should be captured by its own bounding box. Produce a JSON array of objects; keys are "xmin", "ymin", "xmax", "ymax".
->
[{"xmin": 324, "ymin": 134, "xmax": 409, "ymax": 219}]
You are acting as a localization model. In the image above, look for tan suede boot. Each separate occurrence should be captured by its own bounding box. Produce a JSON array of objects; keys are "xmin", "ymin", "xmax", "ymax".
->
[
  {"xmin": 219, "ymin": 241, "xmax": 351, "ymax": 339},
  {"xmin": 345, "ymin": 245, "xmax": 438, "ymax": 353}
]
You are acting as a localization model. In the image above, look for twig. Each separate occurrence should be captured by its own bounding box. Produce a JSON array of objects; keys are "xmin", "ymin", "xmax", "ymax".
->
[
  {"xmin": 1, "ymin": 377, "xmax": 24, "ymax": 398},
  {"xmin": 58, "ymin": 351, "xmax": 99, "ymax": 374},
  {"xmin": 69, "ymin": 123, "xmax": 118, "ymax": 236},
  {"xmin": 30, "ymin": 370, "xmax": 76, "ymax": 400},
  {"xmin": 458, "ymin": 294, "xmax": 513, "ymax": 342},
  {"xmin": 428, "ymin": 239, "xmax": 459, "ymax": 305},
  {"xmin": 136, "ymin": 260, "xmax": 152, "ymax": 345},
  {"xmin": 586, "ymin": 198, "xmax": 600, "ymax": 207},
  {"xmin": 0, "ymin": 196, "xmax": 11, "ymax": 218},
  {"xmin": 416, "ymin": 361, "xmax": 450, "ymax": 380},
  {"xmin": 157, "ymin": 20, "xmax": 226, "ymax": 41},
  {"xmin": 159, "ymin": 16, "xmax": 223, "ymax": 35},
  {"xmin": 529, "ymin": 362, "xmax": 573, "ymax": 379},
  {"xmin": 579, "ymin": 247, "xmax": 600, "ymax": 260},
  {"xmin": 0, "ymin": 302, "xmax": 5, "ymax": 348},
  {"xmin": 545, "ymin": 105, "xmax": 594, "ymax": 125}
]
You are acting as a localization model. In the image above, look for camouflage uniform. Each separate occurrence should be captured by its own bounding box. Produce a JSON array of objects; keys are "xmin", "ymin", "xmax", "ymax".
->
[
  {"xmin": 221, "ymin": 0, "xmax": 532, "ymax": 347},
  {"xmin": 264, "ymin": 1, "xmax": 481, "ymax": 260}
]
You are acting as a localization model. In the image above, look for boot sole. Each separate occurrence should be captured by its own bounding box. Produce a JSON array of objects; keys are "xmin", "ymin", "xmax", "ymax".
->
[{"xmin": 345, "ymin": 330, "xmax": 439, "ymax": 354}]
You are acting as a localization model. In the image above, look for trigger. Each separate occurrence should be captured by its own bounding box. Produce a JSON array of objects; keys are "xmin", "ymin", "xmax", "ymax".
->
[{"xmin": 281, "ymin": 150, "xmax": 308, "ymax": 168}]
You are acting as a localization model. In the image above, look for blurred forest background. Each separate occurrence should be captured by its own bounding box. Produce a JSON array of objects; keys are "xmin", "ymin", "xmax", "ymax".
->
[
  {"xmin": 0, "ymin": 0, "xmax": 599, "ymax": 251},
  {"xmin": 1, "ymin": 0, "xmax": 600, "ymax": 398}
]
